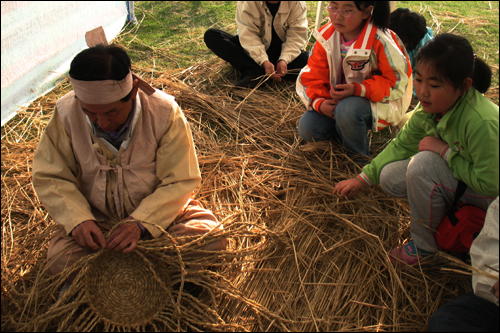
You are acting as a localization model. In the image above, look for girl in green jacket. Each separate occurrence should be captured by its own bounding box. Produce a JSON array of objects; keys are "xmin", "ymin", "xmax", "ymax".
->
[{"xmin": 333, "ymin": 33, "xmax": 499, "ymax": 265}]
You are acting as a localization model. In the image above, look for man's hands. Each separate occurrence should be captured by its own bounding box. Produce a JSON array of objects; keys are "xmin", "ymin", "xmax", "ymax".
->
[
  {"xmin": 72, "ymin": 218, "xmax": 141, "ymax": 254},
  {"xmin": 263, "ymin": 60, "xmax": 287, "ymax": 82},
  {"xmin": 106, "ymin": 219, "xmax": 141, "ymax": 254},
  {"xmin": 72, "ymin": 220, "xmax": 107, "ymax": 251},
  {"xmin": 275, "ymin": 60, "xmax": 287, "ymax": 81}
]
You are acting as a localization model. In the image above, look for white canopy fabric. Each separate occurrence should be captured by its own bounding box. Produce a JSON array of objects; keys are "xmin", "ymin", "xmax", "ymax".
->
[{"xmin": 1, "ymin": 1, "xmax": 130, "ymax": 126}]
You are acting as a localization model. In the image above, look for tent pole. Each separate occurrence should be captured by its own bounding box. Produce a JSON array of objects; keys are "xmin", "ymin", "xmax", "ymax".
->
[{"xmin": 127, "ymin": 1, "xmax": 137, "ymax": 24}]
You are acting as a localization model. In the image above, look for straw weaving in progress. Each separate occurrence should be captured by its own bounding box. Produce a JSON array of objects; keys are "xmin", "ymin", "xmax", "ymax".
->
[
  {"xmin": 83, "ymin": 250, "xmax": 169, "ymax": 327},
  {"xmin": 3, "ymin": 3, "xmax": 499, "ymax": 329},
  {"xmin": 20, "ymin": 219, "xmax": 269, "ymax": 331},
  {"xmin": 2, "ymin": 66, "xmax": 479, "ymax": 331}
]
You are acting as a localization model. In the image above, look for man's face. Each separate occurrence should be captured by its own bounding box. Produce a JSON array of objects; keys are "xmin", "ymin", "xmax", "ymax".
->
[
  {"xmin": 77, "ymin": 80, "xmax": 139, "ymax": 132},
  {"xmin": 79, "ymin": 98, "xmax": 134, "ymax": 132}
]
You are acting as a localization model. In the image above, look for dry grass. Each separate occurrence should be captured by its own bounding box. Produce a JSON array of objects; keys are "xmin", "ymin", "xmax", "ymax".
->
[
  {"xmin": 1, "ymin": 58, "xmax": 481, "ymax": 331},
  {"xmin": 3, "ymin": 3, "xmax": 499, "ymax": 329}
]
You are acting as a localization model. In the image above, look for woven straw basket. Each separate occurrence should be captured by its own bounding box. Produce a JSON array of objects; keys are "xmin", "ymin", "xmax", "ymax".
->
[{"xmin": 83, "ymin": 249, "xmax": 172, "ymax": 327}]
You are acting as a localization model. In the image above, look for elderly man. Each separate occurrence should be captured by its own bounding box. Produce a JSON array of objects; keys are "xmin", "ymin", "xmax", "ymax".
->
[
  {"xmin": 204, "ymin": 1, "xmax": 309, "ymax": 88},
  {"xmin": 33, "ymin": 45, "xmax": 226, "ymax": 282}
]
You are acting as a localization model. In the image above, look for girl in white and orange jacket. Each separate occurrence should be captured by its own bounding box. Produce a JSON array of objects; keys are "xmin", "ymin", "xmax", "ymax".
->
[{"xmin": 296, "ymin": 1, "xmax": 412, "ymax": 159}]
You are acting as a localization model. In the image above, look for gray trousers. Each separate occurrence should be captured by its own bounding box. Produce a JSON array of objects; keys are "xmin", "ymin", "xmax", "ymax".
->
[{"xmin": 380, "ymin": 151, "xmax": 495, "ymax": 253}]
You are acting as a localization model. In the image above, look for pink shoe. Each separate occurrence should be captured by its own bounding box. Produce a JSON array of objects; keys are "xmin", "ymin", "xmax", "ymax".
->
[{"xmin": 390, "ymin": 241, "xmax": 434, "ymax": 265}]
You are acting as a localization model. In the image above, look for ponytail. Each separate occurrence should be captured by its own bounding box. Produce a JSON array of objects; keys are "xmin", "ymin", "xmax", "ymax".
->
[
  {"xmin": 472, "ymin": 57, "xmax": 492, "ymax": 94},
  {"xmin": 416, "ymin": 33, "xmax": 492, "ymax": 94},
  {"xmin": 354, "ymin": 1, "xmax": 390, "ymax": 31}
]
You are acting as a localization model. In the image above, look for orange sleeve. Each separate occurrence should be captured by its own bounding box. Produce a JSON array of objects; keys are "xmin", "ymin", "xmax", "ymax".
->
[{"xmin": 300, "ymin": 41, "xmax": 331, "ymax": 109}]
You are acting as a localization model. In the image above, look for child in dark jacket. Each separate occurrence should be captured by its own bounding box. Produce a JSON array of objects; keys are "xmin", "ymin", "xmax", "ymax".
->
[{"xmin": 389, "ymin": 8, "xmax": 434, "ymax": 98}]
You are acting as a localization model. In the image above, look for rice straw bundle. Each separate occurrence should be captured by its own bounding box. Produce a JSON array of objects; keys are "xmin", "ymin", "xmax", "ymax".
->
[{"xmin": 1, "ymin": 59, "xmax": 480, "ymax": 332}]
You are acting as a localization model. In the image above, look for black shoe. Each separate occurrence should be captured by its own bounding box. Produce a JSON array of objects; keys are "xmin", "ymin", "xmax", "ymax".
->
[
  {"xmin": 235, "ymin": 75, "xmax": 261, "ymax": 89},
  {"xmin": 236, "ymin": 69, "xmax": 243, "ymax": 80}
]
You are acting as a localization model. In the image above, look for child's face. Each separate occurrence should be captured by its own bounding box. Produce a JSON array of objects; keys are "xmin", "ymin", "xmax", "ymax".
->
[
  {"xmin": 328, "ymin": 1, "xmax": 372, "ymax": 40},
  {"xmin": 414, "ymin": 62, "xmax": 465, "ymax": 116}
]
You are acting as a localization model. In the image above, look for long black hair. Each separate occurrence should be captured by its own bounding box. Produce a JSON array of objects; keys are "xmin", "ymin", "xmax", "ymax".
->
[
  {"xmin": 416, "ymin": 33, "xmax": 492, "ymax": 93},
  {"xmin": 69, "ymin": 44, "xmax": 133, "ymax": 101},
  {"xmin": 354, "ymin": 1, "xmax": 390, "ymax": 32}
]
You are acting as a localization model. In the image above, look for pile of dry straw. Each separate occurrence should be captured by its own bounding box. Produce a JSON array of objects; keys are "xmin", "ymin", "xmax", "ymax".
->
[{"xmin": 2, "ymin": 60, "xmax": 477, "ymax": 332}]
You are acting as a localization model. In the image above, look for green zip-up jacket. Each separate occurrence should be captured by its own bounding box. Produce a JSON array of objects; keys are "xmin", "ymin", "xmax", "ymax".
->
[{"xmin": 358, "ymin": 87, "xmax": 499, "ymax": 198}]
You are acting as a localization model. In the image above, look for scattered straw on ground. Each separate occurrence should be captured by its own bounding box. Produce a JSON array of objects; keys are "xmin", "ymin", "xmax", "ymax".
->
[{"xmin": 1, "ymin": 58, "xmax": 485, "ymax": 332}]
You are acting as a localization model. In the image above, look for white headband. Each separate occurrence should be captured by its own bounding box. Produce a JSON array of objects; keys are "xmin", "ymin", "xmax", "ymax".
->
[{"xmin": 70, "ymin": 71, "xmax": 133, "ymax": 104}]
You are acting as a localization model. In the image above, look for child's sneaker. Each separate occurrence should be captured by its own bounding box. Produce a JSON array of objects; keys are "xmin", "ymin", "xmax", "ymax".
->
[{"xmin": 389, "ymin": 240, "xmax": 435, "ymax": 265}]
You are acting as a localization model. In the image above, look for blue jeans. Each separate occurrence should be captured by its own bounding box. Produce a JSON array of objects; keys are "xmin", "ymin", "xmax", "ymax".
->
[
  {"xmin": 428, "ymin": 292, "xmax": 499, "ymax": 332},
  {"xmin": 297, "ymin": 97, "xmax": 372, "ymax": 156}
]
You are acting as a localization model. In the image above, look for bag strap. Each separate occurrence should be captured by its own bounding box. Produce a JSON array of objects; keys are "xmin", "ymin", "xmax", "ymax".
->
[
  {"xmin": 447, "ymin": 181, "xmax": 467, "ymax": 226},
  {"xmin": 452, "ymin": 180, "xmax": 467, "ymax": 207}
]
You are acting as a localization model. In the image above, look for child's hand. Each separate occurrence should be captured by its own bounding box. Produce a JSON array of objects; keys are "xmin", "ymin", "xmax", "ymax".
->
[
  {"xmin": 319, "ymin": 100, "xmax": 338, "ymax": 118},
  {"xmin": 418, "ymin": 136, "xmax": 447, "ymax": 155},
  {"xmin": 330, "ymin": 84, "xmax": 355, "ymax": 100},
  {"xmin": 333, "ymin": 178, "xmax": 365, "ymax": 198},
  {"xmin": 329, "ymin": 86, "xmax": 342, "ymax": 104}
]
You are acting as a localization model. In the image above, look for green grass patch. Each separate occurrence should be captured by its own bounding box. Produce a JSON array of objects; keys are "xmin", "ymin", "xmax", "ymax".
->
[
  {"xmin": 115, "ymin": 1, "xmax": 498, "ymax": 105},
  {"xmin": 112, "ymin": 1, "xmax": 498, "ymax": 146},
  {"xmin": 396, "ymin": 1, "xmax": 499, "ymax": 103}
]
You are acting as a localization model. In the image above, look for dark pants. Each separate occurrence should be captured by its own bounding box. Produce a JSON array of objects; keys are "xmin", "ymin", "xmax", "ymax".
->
[
  {"xmin": 428, "ymin": 292, "xmax": 499, "ymax": 332},
  {"xmin": 204, "ymin": 28, "xmax": 309, "ymax": 81}
]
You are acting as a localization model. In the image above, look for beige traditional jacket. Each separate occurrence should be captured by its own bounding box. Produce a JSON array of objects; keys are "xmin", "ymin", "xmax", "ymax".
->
[
  {"xmin": 236, "ymin": 1, "xmax": 308, "ymax": 66},
  {"xmin": 470, "ymin": 197, "xmax": 499, "ymax": 306},
  {"xmin": 32, "ymin": 90, "xmax": 201, "ymax": 238}
]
